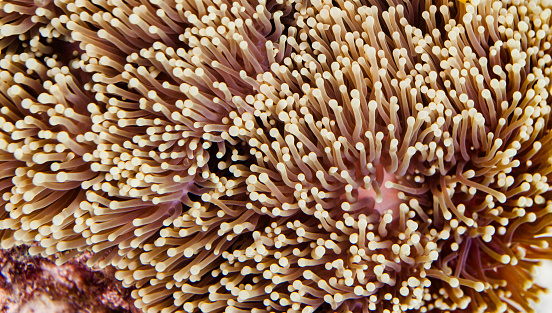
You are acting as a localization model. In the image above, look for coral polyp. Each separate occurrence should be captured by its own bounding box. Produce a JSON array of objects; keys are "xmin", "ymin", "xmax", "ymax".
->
[{"xmin": 1, "ymin": 0, "xmax": 552, "ymax": 312}]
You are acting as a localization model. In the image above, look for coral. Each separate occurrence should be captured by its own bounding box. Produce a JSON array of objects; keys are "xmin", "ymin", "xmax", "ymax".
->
[{"xmin": 1, "ymin": 0, "xmax": 552, "ymax": 312}]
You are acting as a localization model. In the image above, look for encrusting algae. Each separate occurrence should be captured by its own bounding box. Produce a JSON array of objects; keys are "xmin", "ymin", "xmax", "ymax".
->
[{"xmin": 1, "ymin": 0, "xmax": 552, "ymax": 312}]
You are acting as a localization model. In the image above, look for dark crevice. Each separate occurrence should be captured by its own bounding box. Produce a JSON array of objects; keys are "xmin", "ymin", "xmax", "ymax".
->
[{"xmin": 313, "ymin": 302, "xmax": 333, "ymax": 312}]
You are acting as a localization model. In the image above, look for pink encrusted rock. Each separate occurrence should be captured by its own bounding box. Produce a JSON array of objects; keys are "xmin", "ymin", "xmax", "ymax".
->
[{"xmin": 0, "ymin": 246, "xmax": 139, "ymax": 313}]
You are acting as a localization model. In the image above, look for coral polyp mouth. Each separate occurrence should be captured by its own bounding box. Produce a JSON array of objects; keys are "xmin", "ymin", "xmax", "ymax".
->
[{"xmin": 355, "ymin": 163, "xmax": 403, "ymax": 217}]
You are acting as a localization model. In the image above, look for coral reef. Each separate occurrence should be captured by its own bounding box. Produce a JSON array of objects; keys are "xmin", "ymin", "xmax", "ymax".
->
[{"xmin": 1, "ymin": 0, "xmax": 552, "ymax": 312}]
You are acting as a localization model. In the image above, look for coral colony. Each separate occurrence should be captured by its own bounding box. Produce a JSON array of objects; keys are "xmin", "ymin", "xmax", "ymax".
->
[{"xmin": 1, "ymin": 0, "xmax": 552, "ymax": 312}]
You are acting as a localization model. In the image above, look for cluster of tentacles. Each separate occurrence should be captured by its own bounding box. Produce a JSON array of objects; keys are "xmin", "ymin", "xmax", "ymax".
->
[{"xmin": 1, "ymin": 0, "xmax": 552, "ymax": 312}]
